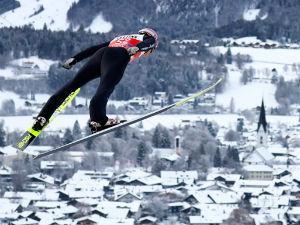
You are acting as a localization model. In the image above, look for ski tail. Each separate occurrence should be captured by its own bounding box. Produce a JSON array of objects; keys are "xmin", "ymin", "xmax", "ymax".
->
[{"xmin": 13, "ymin": 88, "xmax": 80, "ymax": 151}]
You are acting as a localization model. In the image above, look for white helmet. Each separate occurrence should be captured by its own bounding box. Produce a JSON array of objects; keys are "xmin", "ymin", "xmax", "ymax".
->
[{"xmin": 138, "ymin": 28, "xmax": 158, "ymax": 49}]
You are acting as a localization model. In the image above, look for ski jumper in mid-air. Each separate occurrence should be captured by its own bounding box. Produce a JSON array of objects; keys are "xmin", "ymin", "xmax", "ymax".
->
[{"xmin": 33, "ymin": 28, "xmax": 158, "ymax": 133}]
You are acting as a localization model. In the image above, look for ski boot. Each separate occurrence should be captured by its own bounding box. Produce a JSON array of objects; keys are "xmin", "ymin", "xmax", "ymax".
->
[
  {"xmin": 89, "ymin": 118, "xmax": 126, "ymax": 133},
  {"xmin": 32, "ymin": 116, "xmax": 48, "ymax": 132}
]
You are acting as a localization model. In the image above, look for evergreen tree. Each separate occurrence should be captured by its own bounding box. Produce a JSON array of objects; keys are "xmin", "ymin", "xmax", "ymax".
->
[
  {"xmin": 136, "ymin": 141, "xmax": 148, "ymax": 166},
  {"xmin": 160, "ymin": 128, "xmax": 171, "ymax": 148},
  {"xmin": 213, "ymin": 147, "xmax": 222, "ymax": 167},
  {"xmin": 241, "ymin": 69, "xmax": 249, "ymax": 85},
  {"xmin": 152, "ymin": 124, "xmax": 171, "ymax": 148},
  {"xmin": 207, "ymin": 122, "xmax": 217, "ymax": 137},
  {"xmin": 72, "ymin": 120, "xmax": 82, "ymax": 140},
  {"xmin": 236, "ymin": 119, "xmax": 244, "ymax": 133},
  {"xmin": 217, "ymin": 54, "xmax": 225, "ymax": 64},
  {"xmin": 228, "ymin": 146, "xmax": 240, "ymax": 163},
  {"xmin": 152, "ymin": 125, "xmax": 161, "ymax": 148},
  {"xmin": 0, "ymin": 121, "xmax": 5, "ymax": 147},
  {"xmin": 63, "ymin": 128, "xmax": 73, "ymax": 145},
  {"xmin": 225, "ymin": 47, "xmax": 232, "ymax": 64},
  {"xmin": 199, "ymin": 143, "xmax": 205, "ymax": 155}
]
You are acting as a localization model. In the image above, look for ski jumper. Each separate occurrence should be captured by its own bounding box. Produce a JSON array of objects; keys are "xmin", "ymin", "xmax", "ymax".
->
[{"xmin": 37, "ymin": 35, "xmax": 155, "ymax": 126}]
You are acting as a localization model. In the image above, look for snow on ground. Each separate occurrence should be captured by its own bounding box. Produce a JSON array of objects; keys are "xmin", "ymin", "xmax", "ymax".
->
[
  {"xmin": 0, "ymin": 113, "xmax": 298, "ymax": 134},
  {"xmin": 0, "ymin": 0, "xmax": 79, "ymax": 31},
  {"xmin": 243, "ymin": 9, "xmax": 260, "ymax": 21},
  {"xmin": 0, "ymin": 0, "xmax": 113, "ymax": 33},
  {"xmin": 210, "ymin": 46, "xmax": 300, "ymax": 111},
  {"xmin": 0, "ymin": 68, "xmax": 14, "ymax": 79},
  {"xmin": 86, "ymin": 13, "xmax": 113, "ymax": 33},
  {"xmin": 212, "ymin": 47, "xmax": 300, "ymax": 73},
  {"xmin": 0, "ymin": 91, "xmax": 27, "ymax": 110},
  {"xmin": 216, "ymin": 67, "xmax": 278, "ymax": 111}
]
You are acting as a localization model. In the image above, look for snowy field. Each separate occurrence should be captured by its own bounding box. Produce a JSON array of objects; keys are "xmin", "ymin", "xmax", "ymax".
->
[
  {"xmin": 0, "ymin": 0, "xmax": 112, "ymax": 33},
  {"xmin": 211, "ymin": 46, "xmax": 300, "ymax": 111},
  {"xmin": 0, "ymin": 113, "xmax": 298, "ymax": 134},
  {"xmin": 211, "ymin": 46, "xmax": 300, "ymax": 77}
]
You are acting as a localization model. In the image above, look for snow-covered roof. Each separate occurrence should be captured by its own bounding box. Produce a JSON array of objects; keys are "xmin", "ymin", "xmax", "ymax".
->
[
  {"xmin": 161, "ymin": 170, "xmax": 198, "ymax": 186},
  {"xmin": 28, "ymin": 173, "xmax": 55, "ymax": 185},
  {"xmin": 0, "ymin": 198, "xmax": 20, "ymax": 214},
  {"xmin": 4, "ymin": 189, "xmax": 59, "ymax": 201},
  {"xmin": 0, "ymin": 165, "xmax": 13, "ymax": 175},
  {"xmin": 243, "ymin": 147, "xmax": 274, "ymax": 164},
  {"xmin": 40, "ymin": 161, "xmax": 74, "ymax": 170},
  {"xmin": 0, "ymin": 145, "xmax": 18, "ymax": 156},
  {"xmin": 73, "ymin": 214, "xmax": 135, "ymax": 225},
  {"xmin": 137, "ymin": 175, "xmax": 161, "ymax": 185},
  {"xmin": 138, "ymin": 216, "xmax": 157, "ymax": 223},
  {"xmin": 189, "ymin": 215, "xmax": 224, "ymax": 224},
  {"xmin": 198, "ymin": 181, "xmax": 235, "ymax": 192},
  {"xmin": 206, "ymin": 173, "xmax": 241, "ymax": 182},
  {"xmin": 24, "ymin": 145, "xmax": 53, "ymax": 156},
  {"xmin": 11, "ymin": 217, "xmax": 38, "ymax": 225}
]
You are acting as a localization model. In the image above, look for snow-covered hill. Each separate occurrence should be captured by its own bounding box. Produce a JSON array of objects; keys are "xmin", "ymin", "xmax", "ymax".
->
[
  {"xmin": 0, "ymin": 0, "xmax": 112, "ymax": 32},
  {"xmin": 0, "ymin": 0, "xmax": 77, "ymax": 31},
  {"xmin": 211, "ymin": 42, "xmax": 300, "ymax": 112}
]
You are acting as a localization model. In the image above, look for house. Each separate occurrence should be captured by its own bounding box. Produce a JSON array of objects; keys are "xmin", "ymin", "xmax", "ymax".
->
[
  {"xmin": 40, "ymin": 161, "xmax": 74, "ymax": 171},
  {"xmin": 93, "ymin": 201, "xmax": 141, "ymax": 220},
  {"xmin": 206, "ymin": 174, "xmax": 241, "ymax": 186},
  {"xmin": 244, "ymin": 164, "xmax": 273, "ymax": 180},
  {"xmin": 189, "ymin": 204, "xmax": 239, "ymax": 225},
  {"xmin": 287, "ymin": 207, "xmax": 300, "ymax": 223},
  {"xmin": 185, "ymin": 189, "xmax": 240, "ymax": 205},
  {"xmin": 168, "ymin": 202, "xmax": 190, "ymax": 214},
  {"xmin": 72, "ymin": 214, "xmax": 135, "ymax": 225},
  {"xmin": 128, "ymin": 97, "xmax": 149, "ymax": 110},
  {"xmin": 198, "ymin": 181, "xmax": 235, "ymax": 192},
  {"xmin": 138, "ymin": 216, "xmax": 157, "ymax": 225},
  {"xmin": 115, "ymin": 192, "xmax": 143, "ymax": 203},
  {"xmin": 0, "ymin": 165, "xmax": 13, "ymax": 182},
  {"xmin": 114, "ymin": 185, "xmax": 163, "ymax": 201},
  {"xmin": 28, "ymin": 173, "xmax": 55, "ymax": 186}
]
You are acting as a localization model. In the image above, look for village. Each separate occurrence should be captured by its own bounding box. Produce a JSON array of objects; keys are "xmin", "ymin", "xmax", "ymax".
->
[{"xmin": 0, "ymin": 96, "xmax": 299, "ymax": 225}]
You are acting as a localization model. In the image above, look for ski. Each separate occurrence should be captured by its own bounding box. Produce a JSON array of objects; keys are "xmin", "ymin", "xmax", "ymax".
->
[
  {"xmin": 34, "ymin": 78, "xmax": 222, "ymax": 159},
  {"xmin": 13, "ymin": 88, "xmax": 80, "ymax": 151}
]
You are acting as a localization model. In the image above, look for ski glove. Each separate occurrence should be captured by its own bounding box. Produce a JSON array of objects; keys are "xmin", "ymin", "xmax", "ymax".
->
[
  {"xmin": 127, "ymin": 46, "xmax": 139, "ymax": 56},
  {"xmin": 62, "ymin": 58, "xmax": 77, "ymax": 70}
]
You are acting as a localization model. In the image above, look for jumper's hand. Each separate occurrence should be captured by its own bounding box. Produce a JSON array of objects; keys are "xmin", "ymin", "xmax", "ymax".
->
[
  {"xmin": 61, "ymin": 58, "xmax": 76, "ymax": 70},
  {"xmin": 127, "ymin": 47, "xmax": 139, "ymax": 56}
]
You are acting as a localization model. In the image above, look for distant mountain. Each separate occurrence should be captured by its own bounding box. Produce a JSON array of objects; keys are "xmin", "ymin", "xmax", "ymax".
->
[
  {"xmin": 0, "ymin": 0, "xmax": 298, "ymax": 42},
  {"xmin": 67, "ymin": 0, "xmax": 299, "ymax": 42}
]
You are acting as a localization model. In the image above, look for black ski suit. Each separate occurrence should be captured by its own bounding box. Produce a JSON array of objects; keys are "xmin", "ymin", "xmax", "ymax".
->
[{"xmin": 38, "ymin": 35, "xmax": 155, "ymax": 125}]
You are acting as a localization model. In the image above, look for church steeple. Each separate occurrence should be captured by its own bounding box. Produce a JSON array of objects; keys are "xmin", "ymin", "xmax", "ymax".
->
[
  {"xmin": 257, "ymin": 99, "xmax": 268, "ymax": 147},
  {"xmin": 257, "ymin": 100, "xmax": 267, "ymax": 133}
]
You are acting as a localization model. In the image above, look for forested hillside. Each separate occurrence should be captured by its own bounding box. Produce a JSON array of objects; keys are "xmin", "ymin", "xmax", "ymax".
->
[{"xmin": 67, "ymin": 0, "xmax": 299, "ymax": 41}]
